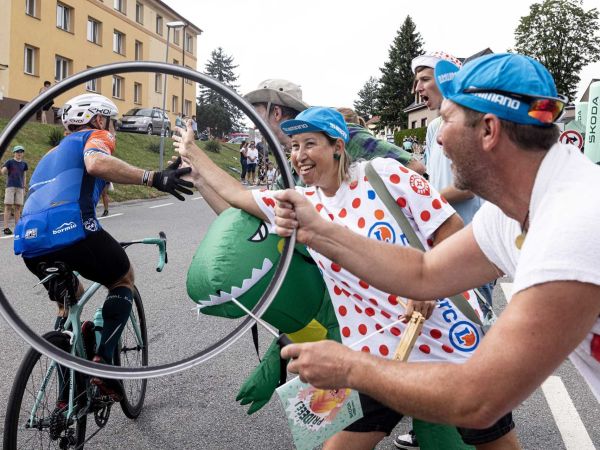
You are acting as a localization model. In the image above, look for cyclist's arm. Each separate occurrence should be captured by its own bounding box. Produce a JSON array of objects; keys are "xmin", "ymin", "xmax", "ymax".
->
[{"xmin": 84, "ymin": 151, "xmax": 147, "ymax": 185}]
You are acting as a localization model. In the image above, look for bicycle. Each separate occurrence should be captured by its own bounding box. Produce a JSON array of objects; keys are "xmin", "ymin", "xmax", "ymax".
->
[{"xmin": 3, "ymin": 232, "xmax": 168, "ymax": 450}]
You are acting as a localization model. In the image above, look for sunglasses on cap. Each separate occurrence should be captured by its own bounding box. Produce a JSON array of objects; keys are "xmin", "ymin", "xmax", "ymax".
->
[{"xmin": 463, "ymin": 88, "xmax": 567, "ymax": 124}]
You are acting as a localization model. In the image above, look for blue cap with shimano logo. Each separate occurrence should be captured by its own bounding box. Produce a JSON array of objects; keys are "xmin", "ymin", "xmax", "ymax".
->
[
  {"xmin": 281, "ymin": 107, "xmax": 349, "ymax": 143},
  {"xmin": 434, "ymin": 53, "xmax": 564, "ymax": 126}
]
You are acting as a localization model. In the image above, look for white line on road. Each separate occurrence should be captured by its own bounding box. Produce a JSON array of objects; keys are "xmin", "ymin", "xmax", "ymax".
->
[
  {"xmin": 193, "ymin": 196, "xmax": 203, "ymax": 200},
  {"xmin": 0, "ymin": 235, "xmax": 13, "ymax": 240},
  {"xmin": 149, "ymin": 203, "xmax": 174, "ymax": 209},
  {"xmin": 542, "ymin": 376, "xmax": 595, "ymax": 449},
  {"xmin": 98, "ymin": 213, "xmax": 123, "ymax": 220}
]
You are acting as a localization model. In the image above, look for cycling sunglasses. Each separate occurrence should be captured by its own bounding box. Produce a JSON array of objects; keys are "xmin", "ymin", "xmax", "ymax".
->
[{"xmin": 462, "ymin": 88, "xmax": 567, "ymax": 124}]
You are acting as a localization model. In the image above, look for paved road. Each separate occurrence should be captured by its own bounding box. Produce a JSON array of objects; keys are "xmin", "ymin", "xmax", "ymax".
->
[{"xmin": 0, "ymin": 196, "xmax": 598, "ymax": 449}]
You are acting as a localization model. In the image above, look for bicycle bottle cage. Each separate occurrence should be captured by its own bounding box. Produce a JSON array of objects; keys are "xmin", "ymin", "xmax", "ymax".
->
[{"xmin": 37, "ymin": 262, "xmax": 79, "ymax": 307}]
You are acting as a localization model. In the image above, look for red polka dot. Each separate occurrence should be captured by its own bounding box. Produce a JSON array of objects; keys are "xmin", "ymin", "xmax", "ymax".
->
[
  {"xmin": 400, "ymin": 166, "xmax": 409, "ymax": 173},
  {"xmin": 352, "ymin": 198, "xmax": 361, "ymax": 208},
  {"xmin": 381, "ymin": 310, "xmax": 391, "ymax": 319},
  {"xmin": 349, "ymin": 181, "xmax": 358, "ymax": 190},
  {"xmin": 368, "ymin": 298, "xmax": 378, "ymax": 306},
  {"xmin": 342, "ymin": 281, "xmax": 350, "ymax": 287},
  {"xmin": 463, "ymin": 291, "xmax": 471, "ymax": 300},
  {"xmin": 316, "ymin": 203, "xmax": 324, "ymax": 212},
  {"xmin": 359, "ymin": 280, "xmax": 369, "ymax": 289},
  {"xmin": 358, "ymin": 217, "xmax": 366, "ymax": 228},
  {"xmin": 379, "ymin": 345, "xmax": 389, "ymax": 356},
  {"xmin": 430, "ymin": 329, "xmax": 442, "ymax": 339},
  {"xmin": 375, "ymin": 324, "xmax": 383, "ymax": 333},
  {"xmin": 328, "ymin": 213, "xmax": 334, "ymax": 221},
  {"xmin": 396, "ymin": 197, "xmax": 407, "ymax": 208},
  {"xmin": 338, "ymin": 305, "xmax": 347, "ymax": 316},
  {"xmin": 318, "ymin": 260, "xmax": 325, "ymax": 269},
  {"xmin": 333, "ymin": 285, "xmax": 342, "ymax": 295},
  {"xmin": 419, "ymin": 344, "xmax": 431, "ymax": 354},
  {"xmin": 420, "ymin": 210, "xmax": 431, "ymax": 222},
  {"xmin": 358, "ymin": 324, "xmax": 368, "ymax": 335},
  {"xmin": 341, "ymin": 289, "xmax": 351, "ymax": 297},
  {"xmin": 355, "ymin": 305, "xmax": 363, "ymax": 313},
  {"xmin": 353, "ymin": 293, "xmax": 363, "ymax": 301},
  {"xmin": 390, "ymin": 174, "xmax": 400, "ymax": 184},
  {"xmin": 364, "ymin": 175, "xmax": 368, "ymax": 182},
  {"xmin": 391, "ymin": 327, "xmax": 401, "ymax": 336},
  {"xmin": 388, "ymin": 295, "xmax": 398, "ymax": 306},
  {"xmin": 426, "ymin": 239, "xmax": 434, "ymax": 247},
  {"xmin": 442, "ymin": 344, "xmax": 454, "ymax": 353},
  {"xmin": 305, "ymin": 191, "xmax": 315, "ymax": 196},
  {"xmin": 342, "ymin": 327, "xmax": 351, "ymax": 338},
  {"xmin": 365, "ymin": 307, "xmax": 375, "ymax": 317},
  {"xmin": 339, "ymin": 208, "xmax": 347, "ymax": 218},
  {"xmin": 361, "ymin": 346, "xmax": 370, "ymax": 353},
  {"xmin": 331, "ymin": 263, "xmax": 341, "ymax": 272},
  {"xmin": 374, "ymin": 209, "xmax": 384, "ymax": 220},
  {"xmin": 441, "ymin": 196, "xmax": 448, "ymax": 204},
  {"xmin": 432, "ymin": 199, "xmax": 442, "ymax": 209}
]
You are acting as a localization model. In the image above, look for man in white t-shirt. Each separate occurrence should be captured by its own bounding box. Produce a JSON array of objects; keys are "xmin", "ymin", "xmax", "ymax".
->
[{"xmin": 275, "ymin": 53, "xmax": 600, "ymax": 433}]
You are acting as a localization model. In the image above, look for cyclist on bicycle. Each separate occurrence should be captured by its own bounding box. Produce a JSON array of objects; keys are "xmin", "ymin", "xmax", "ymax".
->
[{"xmin": 14, "ymin": 93, "xmax": 193, "ymax": 400}]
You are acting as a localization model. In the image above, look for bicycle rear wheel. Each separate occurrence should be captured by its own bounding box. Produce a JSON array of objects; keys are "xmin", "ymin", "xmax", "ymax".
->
[
  {"xmin": 115, "ymin": 286, "xmax": 148, "ymax": 418},
  {"xmin": 3, "ymin": 331, "xmax": 87, "ymax": 449}
]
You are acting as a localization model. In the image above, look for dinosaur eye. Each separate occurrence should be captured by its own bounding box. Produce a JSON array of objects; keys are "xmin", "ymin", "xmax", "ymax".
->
[{"xmin": 248, "ymin": 222, "xmax": 269, "ymax": 242}]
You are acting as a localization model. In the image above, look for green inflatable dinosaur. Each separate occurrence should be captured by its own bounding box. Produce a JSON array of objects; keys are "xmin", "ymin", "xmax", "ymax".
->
[{"xmin": 186, "ymin": 208, "xmax": 472, "ymax": 448}]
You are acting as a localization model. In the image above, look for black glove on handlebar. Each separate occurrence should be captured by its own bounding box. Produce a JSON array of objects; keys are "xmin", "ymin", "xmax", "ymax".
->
[{"xmin": 151, "ymin": 157, "xmax": 194, "ymax": 201}]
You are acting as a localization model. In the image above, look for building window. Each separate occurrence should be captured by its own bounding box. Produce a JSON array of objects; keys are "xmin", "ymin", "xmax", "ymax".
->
[
  {"xmin": 55, "ymin": 55, "xmax": 72, "ymax": 81},
  {"xmin": 155, "ymin": 73, "xmax": 163, "ymax": 93},
  {"xmin": 172, "ymin": 96, "xmax": 178, "ymax": 114},
  {"xmin": 134, "ymin": 40, "xmax": 143, "ymax": 61},
  {"xmin": 56, "ymin": 3, "xmax": 72, "ymax": 32},
  {"xmin": 173, "ymin": 59, "xmax": 179, "ymax": 78},
  {"xmin": 134, "ymin": 82, "xmax": 142, "ymax": 104},
  {"xmin": 184, "ymin": 100, "xmax": 192, "ymax": 117},
  {"xmin": 114, "ymin": 0, "xmax": 125, "ymax": 13},
  {"xmin": 420, "ymin": 118, "xmax": 427, "ymax": 127},
  {"xmin": 87, "ymin": 18, "xmax": 101, "ymax": 44},
  {"xmin": 112, "ymin": 75, "xmax": 124, "ymax": 99},
  {"xmin": 173, "ymin": 29, "xmax": 180, "ymax": 45},
  {"xmin": 25, "ymin": 0, "xmax": 38, "ymax": 17},
  {"xmin": 411, "ymin": 120, "xmax": 417, "ymax": 129},
  {"xmin": 184, "ymin": 65, "xmax": 192, "ymax": 85},
  {"xmin": 24, "ymin": 45, "xmax": 38, "ymax": 75},
  {"xmin": 184, "ymin": 33, "xmax": 193, "ymax": 53},
  {"xmin": 156, "ymin": 15, "xmax": 163, "ymax": 35},
  {"xmin": 135, "ymin": 2, "xmax": 143, "ymax": 23},
  {"xmin": 113, "ymin": 30, "xmax": 125, "ymax": 55},
  {"xmin": 86, "ymin": 67, "xmax": 100, "ymax": 92}
]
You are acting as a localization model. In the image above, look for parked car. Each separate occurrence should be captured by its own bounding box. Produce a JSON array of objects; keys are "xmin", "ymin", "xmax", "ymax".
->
[
  {"xmin": 227, "ymin": 136, "xmax": 248, "ymax": 144},
  {"xmin": 117, "ymin": 108, "xmax": 171, "ymax": 136}
]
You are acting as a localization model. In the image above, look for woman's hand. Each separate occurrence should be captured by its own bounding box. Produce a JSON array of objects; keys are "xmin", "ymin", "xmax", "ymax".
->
[
  {"xmin": 172, "ymin": 119, "xmax": 200, "ymax": 159},
  {"xmin": 402, "ymin": 299, "xmax": 436, "ymax": 322},
  {"xmin": 273, "ymin": 189, "xmax": 325, "ymax": 246}
]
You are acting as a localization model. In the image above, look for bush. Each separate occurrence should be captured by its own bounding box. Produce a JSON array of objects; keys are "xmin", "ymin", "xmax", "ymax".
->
[
  {"xmin": 47, "ymin": 127, "xmax": 64, "ymax": 147},
  {"xmin": 147, "ymin": 142, "xmax": 160, "ymax": 154},
  {"xmin": 205, "ymin": 139, "xmax": 221, "ymax": 153},
  {"xmin": 394, "ymin": 127, "xmax": 427, "ymax": 146}
]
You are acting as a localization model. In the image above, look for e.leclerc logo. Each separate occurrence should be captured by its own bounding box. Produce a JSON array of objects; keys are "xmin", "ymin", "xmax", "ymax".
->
[
  {"xmin": 449, "ymin": 321, "xmax": 480, "ymax": 352},
  {"xmin": 368, "ymin": 221, "xmax": 396, "ymax": 243}
]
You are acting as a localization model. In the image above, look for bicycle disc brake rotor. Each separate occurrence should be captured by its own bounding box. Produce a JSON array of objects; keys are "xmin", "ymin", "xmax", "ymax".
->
[{"xmin": 0, "ymin": 61, "xmax": 296, "ymax": 379}]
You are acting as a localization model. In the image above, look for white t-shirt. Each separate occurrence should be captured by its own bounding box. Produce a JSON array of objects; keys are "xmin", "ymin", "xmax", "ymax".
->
[
  {"xmin": 425, "ymin": 117, "xmax": 482, "ymax": 224},
  {"xmin": 246, "ymin": 148, "xmax": 258, "ymax": 163},
  {"xmin": 472, "ymin": 142, "xmax": 600, "ymax": 401},
  {"xmin": 254, "ymin": 158, "xmax": 484, "ymax": 363}
]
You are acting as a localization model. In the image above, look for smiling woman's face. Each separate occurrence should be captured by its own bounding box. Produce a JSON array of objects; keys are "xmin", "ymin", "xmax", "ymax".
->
[{"xmin": 290, "ymin": 132, "xmax": 341, "ymax": 195}]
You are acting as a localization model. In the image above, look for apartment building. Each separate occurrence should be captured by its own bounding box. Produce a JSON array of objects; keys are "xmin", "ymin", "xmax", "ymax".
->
[{"xmin": 0, "ymin": 0, "xmax": 202, "ymax": 123}]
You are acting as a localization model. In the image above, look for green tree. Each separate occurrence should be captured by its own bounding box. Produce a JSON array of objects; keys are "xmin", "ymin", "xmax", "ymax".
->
[
  {"xmin": 197, "ymin": 47, "xmax": 244, "ymax": 135},
  {"xmin": 513, "ymin": 0, "xmax": 600, "ymax": 102},
  {"xmin": 376, "ymin": 16, "xmax": 424, "ymax": 129},
  {"xmin": 353, "ymin": 77, "xmax": 380, "ymax": 121}
]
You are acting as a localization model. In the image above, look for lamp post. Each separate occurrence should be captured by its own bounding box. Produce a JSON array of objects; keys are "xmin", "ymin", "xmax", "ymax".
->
[{"xmin": 159, "ymin": 20, "xmax": 185, "ymax": 170}]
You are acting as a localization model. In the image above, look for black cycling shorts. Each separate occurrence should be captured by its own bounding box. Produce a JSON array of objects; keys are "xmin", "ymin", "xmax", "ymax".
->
[
  {"xmin": 24, "ymin": 229, "xmax": 131, "ymax": 288},
  {"xmin": 345, "ymin": 393, "xmax": 514, "ymax": 445}
]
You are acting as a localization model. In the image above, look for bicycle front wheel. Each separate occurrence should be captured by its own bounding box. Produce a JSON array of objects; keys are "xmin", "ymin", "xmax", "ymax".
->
[
  {"xmin": 115, "ymin": 286, "xmax": 148, "ymax": 418},
  {"xmin": 3, "ymin": 331, "xmax": 87, "ymax": 449}
]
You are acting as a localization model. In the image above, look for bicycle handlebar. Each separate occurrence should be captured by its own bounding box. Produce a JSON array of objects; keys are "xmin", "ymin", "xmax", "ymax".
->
[{"xmin": 120, "ymin": 231, "xmax": 168, "ymax": 272}]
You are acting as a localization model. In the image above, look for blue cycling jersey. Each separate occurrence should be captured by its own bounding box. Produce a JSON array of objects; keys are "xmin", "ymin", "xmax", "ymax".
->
[{"xmin": 14, "ymin": 130, "xmax": 111, "ymax": 257}]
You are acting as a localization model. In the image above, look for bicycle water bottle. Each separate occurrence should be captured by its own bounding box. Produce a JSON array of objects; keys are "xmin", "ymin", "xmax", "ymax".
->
[{"xmin": 93, "ymin": 307, "xmax": 103, "ymax": 348}]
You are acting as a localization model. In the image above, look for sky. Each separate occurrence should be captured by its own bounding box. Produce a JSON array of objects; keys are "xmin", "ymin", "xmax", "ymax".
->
[{"xmin": 163, "ymin": 0, "xmax": 599, "ymax": 109}]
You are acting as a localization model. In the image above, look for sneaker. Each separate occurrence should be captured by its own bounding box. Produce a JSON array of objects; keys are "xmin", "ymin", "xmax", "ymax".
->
[
  {"xmin": 102, "ymin": 210, "xmax": 109, "ymax": 217},
  {"xmin": 394, "ymin": 430, "xmax": 420, "ymax": 449},
  {"xmin": 90, "ymin": 356, "xmax": 124, "ymax": 402},
  {"xmin": 3, "ymin": 228, "xmax": 12, "ymax": 235}
]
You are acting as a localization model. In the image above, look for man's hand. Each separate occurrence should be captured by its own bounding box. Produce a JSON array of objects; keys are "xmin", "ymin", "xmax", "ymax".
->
[
  {"xmin": 151, "ymin": 157, "xmax": 194, "ymax": 201},
  {"xmin": 273, "ymin": 189, "xmax": 326, "ymax": 245},
  {"xmin": 282, "ymin": 341, "xmax": 358, "ymax": 389},
  {"xmin": 402, "ymin": 299, "xmax": 436, "ymax": 322},
  {"xmin": 172, "ymin": 119, "xmax": 199, "ymax": 159}
]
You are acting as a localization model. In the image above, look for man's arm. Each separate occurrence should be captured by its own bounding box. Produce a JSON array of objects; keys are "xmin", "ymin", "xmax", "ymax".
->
[
  {"xmin": 84, "ymin": 152, "xmax": 146, "ymax": 185},
  {"xmin": 283, "ymin": 280, "xmax": 600, "ymax": 428},
  {"xmin": 440, "ymin": 185, "xmax": 475, "ymax": 203},
  {"xmin": 0, "ymin": 165, "xmax": 7, "ymax": 176},
  {"xmin": 274, "ymin": 189, "xmax": 498, "ymax": 300}
]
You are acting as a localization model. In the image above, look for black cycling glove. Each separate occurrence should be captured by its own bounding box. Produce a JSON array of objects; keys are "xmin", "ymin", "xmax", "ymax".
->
[{"xmin": 151, "ymin": 157, "xmax": 194, "ymax": 201}]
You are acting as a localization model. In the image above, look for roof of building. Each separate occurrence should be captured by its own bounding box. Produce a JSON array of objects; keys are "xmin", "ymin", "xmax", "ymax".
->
[{"xmin": 155, "ymin": 0, "xmax": 203, "ymax": 34}]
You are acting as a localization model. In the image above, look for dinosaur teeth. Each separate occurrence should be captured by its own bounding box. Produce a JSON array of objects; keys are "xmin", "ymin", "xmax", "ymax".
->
[{"xmin": 196, "ymin": 258, "xmax": 274, "ymax": 308}]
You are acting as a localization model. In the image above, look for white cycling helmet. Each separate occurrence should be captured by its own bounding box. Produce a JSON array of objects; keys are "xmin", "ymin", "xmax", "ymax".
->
[{"xmin": 61, "ymin": 94, "xmax": 118, "ymax": 130}]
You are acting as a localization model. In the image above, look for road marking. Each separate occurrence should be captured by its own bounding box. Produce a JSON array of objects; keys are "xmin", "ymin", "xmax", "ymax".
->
[
  {"xmin": 0, "ymin": 235, "xmax": 14, "ymax": 240},
  {"xmin": 500, "ymin": 282, "xmax": 513, "ymax": 303},
  {"xmin": 98, "ymin": 213, "xmax": 123, "ymax": 220},
  {"xmin": 149, "ymin": 203, "xmax": 173, "ymax": 209},
  {"xmin": 193, "ymin": 196, "xmax": 203, "ymax": 200},
  {"xmin": 542, "ymin": 376, "xmax": 595, "ymax": 449}
]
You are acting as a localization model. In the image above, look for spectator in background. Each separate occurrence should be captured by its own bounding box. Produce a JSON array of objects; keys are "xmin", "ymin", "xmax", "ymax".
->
[
  {"xmin": 38, "ymin": 81, "xmax": 53, "ymax": 125},
  {"xmin": 402, "ymin": 137, "xmax": 413, "ymax": 153},
  {"xmin": 100, "ymin": 182, "xmax": 113, "ymax": 217},
  {"xmin": 246, "ymin": 141, "xmax": 259, "ymax": 185},
  {"xmin": 239, "ymin": 141, "xmax": 249, "ymax": 185},
  {"xmin": 2, "ymin": 145, "xmax": 29, "ymax": 235}
]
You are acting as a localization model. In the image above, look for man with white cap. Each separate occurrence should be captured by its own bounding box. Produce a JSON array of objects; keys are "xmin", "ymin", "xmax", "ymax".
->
[{"xmin": 275, "ymin": 53, "xmax": 600, "ymax": 445}]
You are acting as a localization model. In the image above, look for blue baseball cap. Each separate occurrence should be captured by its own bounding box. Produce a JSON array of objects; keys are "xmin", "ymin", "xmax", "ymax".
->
[
  {"xmin": 280, "ymin": 107, "xmax": 349, "ymax": 143},
  {"xmin": 434, "ymin": 53, "xmax": 565, "ymax": 126},
  {"xmin": 12, "ymin": 145, "xmax": 25, "ymax": 153}
]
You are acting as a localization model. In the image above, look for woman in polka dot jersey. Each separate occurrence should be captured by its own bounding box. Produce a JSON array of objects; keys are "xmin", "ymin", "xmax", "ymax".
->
[{"xmin": 174, "ymin": 108, "xmax": 494, "ymax": 449}]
